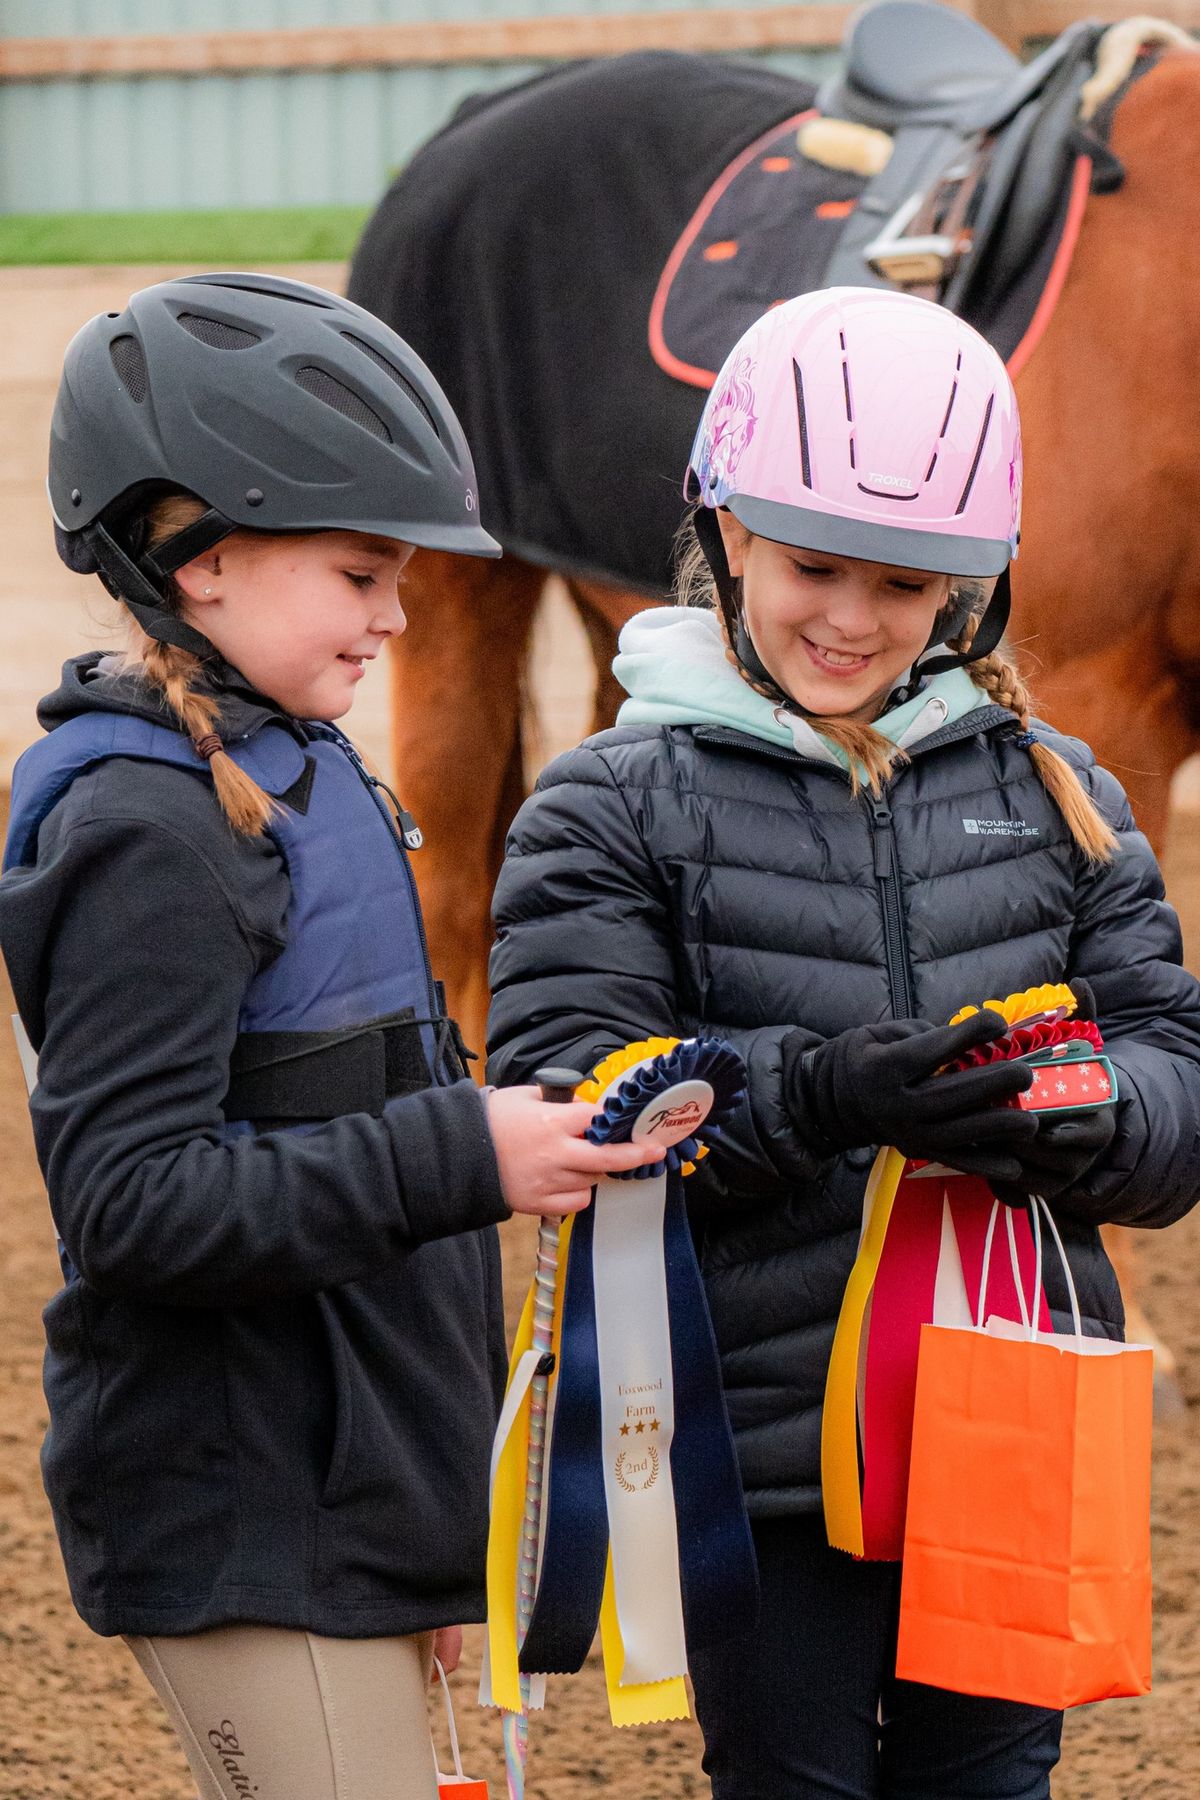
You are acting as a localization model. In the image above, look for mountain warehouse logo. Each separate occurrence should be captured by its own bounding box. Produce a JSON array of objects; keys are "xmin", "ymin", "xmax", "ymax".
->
[{"xmin": 963, "ymin": 817, "xmax": 1041, "ymax": 838}]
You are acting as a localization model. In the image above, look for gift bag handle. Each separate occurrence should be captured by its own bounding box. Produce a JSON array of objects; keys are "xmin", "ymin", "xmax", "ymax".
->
[
  {"xmin": 432, "ymin": 1656, "xmax": 466, "ymax": 1781},
  {"xmin": 976, "ymin": 1196, "xmax": 1084, "ymax": 1343}
]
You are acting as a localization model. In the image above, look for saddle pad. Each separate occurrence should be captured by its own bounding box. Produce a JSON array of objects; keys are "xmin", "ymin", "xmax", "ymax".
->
[{"xmin": 648, "ymin": 111, "xmax": 1090, "ymax": 387}]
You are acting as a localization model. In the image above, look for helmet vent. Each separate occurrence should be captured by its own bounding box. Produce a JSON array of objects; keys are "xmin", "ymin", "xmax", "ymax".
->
[
  {"xmin": 178, "ymin": 312, "xmax": 261, "ymax": 351},
  {"xmin": 295, "ymin": 366, "xmax": 392, "ymax": 443},
  {"xmin": 109, "ymin": 335, "xmax": 148, "ymax": 402},
  {"xmin": 956, "ymin": 394, "xmax": 995, "ymax": 516},
  {"xmin": 341, "ymin": 333, "xmax": 440, "ymax": 439},
  {"xmin": 792, "ymin": 359, "xmax": 813, "ymax": 490},
  {"xmin": 939, "ymin": 381, "xmax": 958, "ymax": 438}
]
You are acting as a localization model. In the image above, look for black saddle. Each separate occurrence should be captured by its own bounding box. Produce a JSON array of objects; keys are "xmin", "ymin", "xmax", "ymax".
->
[{"xmin": 816, "ymin": 0, "xmax": 1109, "ymax": 310}]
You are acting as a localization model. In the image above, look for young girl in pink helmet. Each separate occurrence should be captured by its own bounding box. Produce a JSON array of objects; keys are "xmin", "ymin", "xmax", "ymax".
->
[{"xmin": 487, "ymin": 287, "xmax": 1200, "ymax": 1798}]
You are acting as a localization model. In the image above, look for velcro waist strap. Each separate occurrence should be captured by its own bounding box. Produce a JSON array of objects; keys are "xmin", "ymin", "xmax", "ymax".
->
[{"xmin": 224, "ymin": 1009, "xmax": 454, "ymax": 1123}]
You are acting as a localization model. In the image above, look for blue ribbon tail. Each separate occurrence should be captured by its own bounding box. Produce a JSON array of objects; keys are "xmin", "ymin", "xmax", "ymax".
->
[
  {"xmin": 663, "ymin": 1179, "xmax": 760, "ymax": 1650},
  {"xmin": 518, "ymin": 1199, "xmax": 609, "ymax": 1674}
]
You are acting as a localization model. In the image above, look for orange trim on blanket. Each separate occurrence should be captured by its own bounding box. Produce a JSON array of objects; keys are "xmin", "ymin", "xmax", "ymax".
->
[
  {"xmin": 648, "ymin": 108, "xmax": 817, "ymax": 389},
  {"xmin": 1005, "ymin": 155, "xmax": 1092, "ymax": 381}
]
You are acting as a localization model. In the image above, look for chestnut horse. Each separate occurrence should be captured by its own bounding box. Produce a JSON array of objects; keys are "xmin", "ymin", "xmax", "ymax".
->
[{"xmin": 350, "ymin": 35, "xmax": 1200, "ymax": 1388}]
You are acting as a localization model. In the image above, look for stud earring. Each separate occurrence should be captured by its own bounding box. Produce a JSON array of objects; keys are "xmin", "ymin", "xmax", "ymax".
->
[{"xmin": 203, "ymin": 586, "xmax": 213, "ymax": 596}]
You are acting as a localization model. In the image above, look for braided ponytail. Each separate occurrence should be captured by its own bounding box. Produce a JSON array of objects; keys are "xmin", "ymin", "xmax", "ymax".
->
[
  {"xmin": 118, "ymin": 492, "xmax": 279, "ymax": 837},
  {"xmin": 956, "ymin": 616, "xmax": 1118, "ymax": 863}
]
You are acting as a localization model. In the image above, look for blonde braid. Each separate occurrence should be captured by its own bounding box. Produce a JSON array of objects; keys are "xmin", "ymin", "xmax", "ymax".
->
[
  {"xmin": 118, "ymin": 492, "xmax": 279, "ymax": 837},
  {"xmin": 957, "ymin": 617, "xmax": 1118, "ymax": 863}
]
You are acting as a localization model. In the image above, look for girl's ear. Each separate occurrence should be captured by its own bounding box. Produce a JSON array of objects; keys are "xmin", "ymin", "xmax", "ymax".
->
[
  {"xmin": 715, "ymin": 508, "xmax": 749, "ymax": 578},
  {"xmin": 172, "ymin": 551, "xmax": 222, "ymax": 606},
  {"xmin": 937, "ymin": 576, "xmax": 987, "ymax": 646}
]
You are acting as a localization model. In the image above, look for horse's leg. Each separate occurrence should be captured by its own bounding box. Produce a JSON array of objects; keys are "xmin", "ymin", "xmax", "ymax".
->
[
  {"xmin": 390, "ymin": 549, "xmax": 544, "ymax": 1064},
  {"xmin": 563, "ymin": 579, "xmax": 657, "ymax": 733},
  {"xmin": 1032, "ymin": 623, "xmax": 1198, "ymax": 1414}
]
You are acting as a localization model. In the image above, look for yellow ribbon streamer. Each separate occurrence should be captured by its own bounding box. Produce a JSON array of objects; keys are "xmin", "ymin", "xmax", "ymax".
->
[
  {"xmin": 820, "ymin": 1146, "xmax": 908, "ymax": 1557},
  {"xmin": 485, "ymin": 1214, "xmax": 574, "ymax": 1713},
  {"xmin": 600, "ymin": 1552, "xmax": 691, "ymax": 1727}
]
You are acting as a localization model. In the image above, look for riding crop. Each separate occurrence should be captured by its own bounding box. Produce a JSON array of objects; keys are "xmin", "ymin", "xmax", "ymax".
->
[{"xmin": 500, "ymin": 1065, "xmax": 583, "ymax": 1800}]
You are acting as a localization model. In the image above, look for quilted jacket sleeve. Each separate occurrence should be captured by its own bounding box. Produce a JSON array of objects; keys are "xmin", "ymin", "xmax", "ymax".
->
[
  {"xmin": 1059, "ymin": 755, "xmax": 1200, "ymax": 1228},
  {"xmin": 487, "ymin": 738, "xmax": 828, "ymax": 1198}
]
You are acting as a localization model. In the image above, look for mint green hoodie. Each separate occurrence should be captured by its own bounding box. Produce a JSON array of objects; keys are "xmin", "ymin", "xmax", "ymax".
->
[{"xmin": 613, "ymin": 605, "xmax": 987, "ymax": 771}]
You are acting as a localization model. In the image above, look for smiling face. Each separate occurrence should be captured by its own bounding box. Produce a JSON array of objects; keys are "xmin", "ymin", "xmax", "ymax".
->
[
  {"xmin": 173, "ymin": 529, "xmax": 413, "ymax": 719},
  {"xmin": 716, "ymin": 513, "xmax": 950, "ymax": 722}
]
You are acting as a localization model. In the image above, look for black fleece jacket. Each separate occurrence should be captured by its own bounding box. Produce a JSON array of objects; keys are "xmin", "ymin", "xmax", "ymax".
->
[{"xmin": 0, "ymin": 655, "xmax": 510, "ymax": 1638}]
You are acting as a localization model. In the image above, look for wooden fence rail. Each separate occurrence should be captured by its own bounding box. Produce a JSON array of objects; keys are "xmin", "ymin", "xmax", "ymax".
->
[{"xmin": 1, "ymin": 3, "xmax": 1196, "ymax": 82}]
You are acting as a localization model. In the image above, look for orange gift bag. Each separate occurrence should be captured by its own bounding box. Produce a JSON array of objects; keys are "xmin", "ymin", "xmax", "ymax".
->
[
  {"xmin": 432, "ymin": 1658, "xmax": 490, "ymax": 1800},
  {"xmin": 896, "ymin": 1198, "xmax": 1153, "ymax": 1710}
]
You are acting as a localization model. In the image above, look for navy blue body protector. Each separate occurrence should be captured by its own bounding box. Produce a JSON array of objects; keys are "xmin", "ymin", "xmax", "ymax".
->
[{"xmin": 4, "ymin": 710, "xmax": 471, "ymax": 1276}]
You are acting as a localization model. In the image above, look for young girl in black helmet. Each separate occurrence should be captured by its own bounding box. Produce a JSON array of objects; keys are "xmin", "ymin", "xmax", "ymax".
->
[
  {"xmin": 0, "ymin": 272, "xmax": 654, "ymax": 1800},
  {"xmin": 486, "ymin": 288, "xmax": 1200, "ymax": 1798}
]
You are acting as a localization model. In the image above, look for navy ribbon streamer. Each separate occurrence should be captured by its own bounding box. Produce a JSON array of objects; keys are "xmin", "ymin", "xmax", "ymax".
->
[
  {"xmin": 663, "ymin": 1182, "xmax": 760, "ymax": 1649},
  {"xmin": 519, "ymin": 1197, "xmax": 608, "ymax": 1674}
]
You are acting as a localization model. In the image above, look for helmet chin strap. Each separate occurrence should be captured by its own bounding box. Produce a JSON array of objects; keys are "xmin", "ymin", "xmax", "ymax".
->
[
  {"xmin": 885, "ymin": 567, "xmax": 1012, "ymax": 707},
  {"xmin": 692, "ymin": 506, "xmax": 799, "ymax": 711},
  {"xmin": 692, "ymin": 505, "xmax": 1013, "ymax": 716},
  {"xmin": 83, "ymin": 506, "xmax": 234, "ymax": 665}
]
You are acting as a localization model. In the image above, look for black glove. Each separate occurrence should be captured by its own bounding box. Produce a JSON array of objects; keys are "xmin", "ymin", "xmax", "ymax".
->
[
  {"xmin": 989, "ymin": 1106, "xmax": 1117, "ymax": 1207},
  {"xmin": 1068, "ymin": 976, "xmax": 1098, "ymax": 1022},
  {"xmin": 783, "ymin": 1010, "xmax": 1037, "ymax": 1167}
]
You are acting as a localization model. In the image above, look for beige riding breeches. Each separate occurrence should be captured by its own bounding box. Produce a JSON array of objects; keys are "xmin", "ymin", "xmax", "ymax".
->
[{"xmin": 125, "ymin": 1625, "xmax": 440, "ymax": 1800}]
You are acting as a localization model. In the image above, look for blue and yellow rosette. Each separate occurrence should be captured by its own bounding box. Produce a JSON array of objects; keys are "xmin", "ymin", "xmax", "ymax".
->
[
  {"xmin": 482, "ymin": 1036, "xmax": 758, "ymax": 1728},
  {"xmin": 821, "ymin": 983, "xmax": 1119, "ymax": 1561}
]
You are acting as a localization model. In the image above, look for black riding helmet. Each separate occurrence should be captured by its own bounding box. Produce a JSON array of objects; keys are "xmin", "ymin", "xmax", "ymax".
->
[{"xmin": 50, "ymin": 271, "xmax": 500, "ymax": 660}]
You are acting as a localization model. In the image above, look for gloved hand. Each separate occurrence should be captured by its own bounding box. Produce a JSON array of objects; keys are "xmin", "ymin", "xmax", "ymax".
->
[
  {"xmin": 783, "ymin": 1010, "xmax": 1037, "ymax": 1168},
  {"xmin": 1067, "ymin": 976, "xmax": 1098, "ymax": 1022},
  {"xmin": 989, "ymin": 1106, "xmax": 1117, "ymax": 1207}
]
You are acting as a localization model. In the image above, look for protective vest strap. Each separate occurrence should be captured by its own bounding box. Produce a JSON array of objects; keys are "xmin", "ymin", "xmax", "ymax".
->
[{"xmin": 224, "ymin": 996, "xmax": 473, "ymax": 1121}]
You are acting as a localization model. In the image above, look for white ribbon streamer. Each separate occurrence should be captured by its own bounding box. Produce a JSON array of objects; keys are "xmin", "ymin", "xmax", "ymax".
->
[
  {"xmin": 479, "ymin": 1349, "xmax": 548, "ymax": 1712},
  {"xmin": 592, "ymin": 1166, "xmax": 687, "ymax": 1685},
  {"xmin": 589, "ymin": 1060, "xmax": 716, "ymax": 1687}
]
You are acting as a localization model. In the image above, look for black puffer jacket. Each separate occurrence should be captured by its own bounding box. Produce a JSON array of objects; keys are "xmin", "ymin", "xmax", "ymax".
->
[{"xmin": 488, "ymin": 707, "xmax": 1200, "ymax": 1517}]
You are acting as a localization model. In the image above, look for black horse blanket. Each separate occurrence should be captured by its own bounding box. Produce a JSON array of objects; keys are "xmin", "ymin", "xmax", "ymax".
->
[
  {"xmin": 349, "ymin": 52, "xmax": 812, "ymax": 594},
  {"xmin": 347, "ymin": 50, "xmax": 1087, "ymax": 595}
]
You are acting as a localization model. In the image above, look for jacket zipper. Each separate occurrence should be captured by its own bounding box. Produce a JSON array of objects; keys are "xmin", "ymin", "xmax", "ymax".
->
[
  {"xmin": 868, "ymin": 790, "xmax": 916, "ymax": 1019},
  {"xmin": 691, "ymin": 723, "xmax": 952, "ymax": 1021}
]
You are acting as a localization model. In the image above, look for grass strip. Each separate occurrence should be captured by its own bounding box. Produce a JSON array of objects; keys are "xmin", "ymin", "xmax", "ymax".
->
[{"xmin": 0, "ymin": 206, "xmax": 369, "ymax": 266}]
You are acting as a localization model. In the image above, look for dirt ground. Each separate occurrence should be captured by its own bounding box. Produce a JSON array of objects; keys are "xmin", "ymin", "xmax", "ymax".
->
[{"xmin": 0, "ymin": 792, "xmax": 1194, "ymax": 1800}]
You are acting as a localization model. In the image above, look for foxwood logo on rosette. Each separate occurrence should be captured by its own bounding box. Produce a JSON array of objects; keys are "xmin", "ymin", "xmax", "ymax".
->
[{"xmin": 482, "ymin": 1037, "xmax": 757, "ymax": 1732}]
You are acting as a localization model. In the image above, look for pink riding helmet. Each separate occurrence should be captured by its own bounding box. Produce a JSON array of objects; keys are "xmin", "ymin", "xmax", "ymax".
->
[{"xmin": 685, "ymin": 286, "xmax": 1021, "ymax": 578}]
